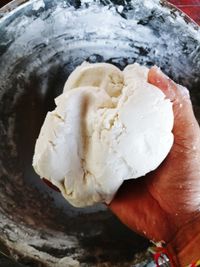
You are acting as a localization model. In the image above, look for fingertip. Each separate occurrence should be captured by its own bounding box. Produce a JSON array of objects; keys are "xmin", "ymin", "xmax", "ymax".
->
[
  {"xmin": 148, "ymin": 66, "xmax": 164, "ymax": 85},
  {"xmin": 149, "ymin": 69, "xmax": 196, "ymax": 138},
  {"xmin": 148, "ymin": 66, "xmax": 176, "ymax": 101},
  {"xmin": 177, "ymin": 85, "xmax": 190, "ymax": 100}
]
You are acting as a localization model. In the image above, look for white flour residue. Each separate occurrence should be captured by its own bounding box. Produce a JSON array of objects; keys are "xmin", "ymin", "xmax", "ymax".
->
[
  {"xmin": 0, "ymin": 0, "xmax": 199, "ymax": 95},
  {"xmin": 32, "ymin": 0, "xmax": 45, "ymax": 11},
  {"xmin": 117, "ymin": 5, "xmax": 123, "ymax": 13},
  {"xmin": 143, "ymin": 0, "xmax": 159, "ymax": 9}
]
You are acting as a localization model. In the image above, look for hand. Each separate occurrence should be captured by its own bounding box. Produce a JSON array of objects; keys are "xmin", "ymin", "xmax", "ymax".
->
[{"xmin": 109, "ymin": 67, "xmax": 200, "ymax": 266}]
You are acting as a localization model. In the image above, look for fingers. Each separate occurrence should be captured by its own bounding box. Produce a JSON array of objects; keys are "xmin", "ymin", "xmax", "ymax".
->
[
  {"xmin": 109, "ymin": 179, "xmax": 175, "ymax": 242},
  {"xmin": 148, "ymin": 66, "xmax": 200, "ymax": 146}
]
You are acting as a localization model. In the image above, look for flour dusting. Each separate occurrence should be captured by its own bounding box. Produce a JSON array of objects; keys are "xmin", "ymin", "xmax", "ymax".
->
[{"xmin": 32, "ymin": 0, "xmax": 45, "ymax": 11}]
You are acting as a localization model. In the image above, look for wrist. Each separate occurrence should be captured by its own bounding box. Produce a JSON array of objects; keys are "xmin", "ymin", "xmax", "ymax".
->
[{"xmin": 166, "ymin": 214, "xmax": 200, "ymax": 266}]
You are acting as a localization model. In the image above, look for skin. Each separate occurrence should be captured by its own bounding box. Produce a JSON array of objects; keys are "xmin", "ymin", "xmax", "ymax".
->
[{"xmin": 109, "ymin": 67, "xmax": 200, "ymax": 266}]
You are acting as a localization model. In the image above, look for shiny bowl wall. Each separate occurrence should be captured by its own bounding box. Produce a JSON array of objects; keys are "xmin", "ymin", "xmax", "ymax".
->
[{"xmin": 0, "ymin": 0, "xmax": 200, "ymax": 266}]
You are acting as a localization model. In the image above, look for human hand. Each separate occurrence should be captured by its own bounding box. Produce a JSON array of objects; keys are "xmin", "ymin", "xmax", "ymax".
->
[{"xmin": 109, "ymin": 67, "xmax": 200, "ymax": 266}]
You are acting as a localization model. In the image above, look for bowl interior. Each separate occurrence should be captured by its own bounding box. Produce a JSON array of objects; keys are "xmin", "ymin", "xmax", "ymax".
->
[{"xmin": 0, "ymin": 0, "xmax": 200, "ymax": 266}]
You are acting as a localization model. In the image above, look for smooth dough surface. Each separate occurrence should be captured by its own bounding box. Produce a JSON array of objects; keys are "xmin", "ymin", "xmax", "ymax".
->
[{"xmin": 33, "ymin": 63, "xmax": 174, "ymax": 207}]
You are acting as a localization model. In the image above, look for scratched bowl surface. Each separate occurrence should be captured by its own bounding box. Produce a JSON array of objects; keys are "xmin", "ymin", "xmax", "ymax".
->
[{"xmin": 0, "ymin": 0, "xmax": 200, "ymax": 266}]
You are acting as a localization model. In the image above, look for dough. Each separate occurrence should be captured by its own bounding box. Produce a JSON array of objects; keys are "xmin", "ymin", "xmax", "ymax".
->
[
  {"xmin": 63, "ymin": 62, "xmax": 124, "ymax": 97},
  {"xmin": 33, "ymin": 63, "xmax": 174, "ymax": 207}
]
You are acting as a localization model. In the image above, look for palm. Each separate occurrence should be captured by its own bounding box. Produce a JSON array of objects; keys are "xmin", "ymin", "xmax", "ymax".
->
[{"xmin": 109, "ymin": 67, "xmax": 200, "ymax": 244}]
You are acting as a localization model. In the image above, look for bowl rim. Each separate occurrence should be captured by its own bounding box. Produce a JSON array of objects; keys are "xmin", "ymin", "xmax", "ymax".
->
[
  {"xmin": 0, "ymin": 0, "xmax": 27, "ymax": 18},
  {"xmin": 0, "ymin": 0, "xmax": 199, "ymax": 30}
]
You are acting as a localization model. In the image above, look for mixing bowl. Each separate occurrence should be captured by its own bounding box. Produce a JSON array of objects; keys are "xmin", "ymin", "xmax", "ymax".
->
[{"xmin": 0, "ymin": 0, "xmax": 200, "ymax": 266}]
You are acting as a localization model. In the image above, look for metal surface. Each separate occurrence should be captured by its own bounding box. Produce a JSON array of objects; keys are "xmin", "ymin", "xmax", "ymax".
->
[{"xmin": 0, "ymin": 0, "xmax": 200, "ymax": 266}]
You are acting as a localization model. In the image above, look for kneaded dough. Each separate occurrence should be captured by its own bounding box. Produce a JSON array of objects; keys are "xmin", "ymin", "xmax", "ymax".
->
[
  {"xmin": 63, "ymin": 62, "xmax": 124, "ymax": 97},
  {"xmin": 33, "ymin": 62, "xmax": 174, "ymax": 207}
]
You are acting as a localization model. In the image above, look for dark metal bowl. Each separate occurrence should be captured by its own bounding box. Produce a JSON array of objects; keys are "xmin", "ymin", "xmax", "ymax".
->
[{"xmin": 0, "ymin": 0, "xmax": 200, "ymax": 266}]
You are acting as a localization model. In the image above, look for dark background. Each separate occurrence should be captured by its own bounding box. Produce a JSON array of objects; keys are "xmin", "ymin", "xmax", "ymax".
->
[{"xmin": 0, "ymin": 0, "xmax": 10, "ymax": 7}]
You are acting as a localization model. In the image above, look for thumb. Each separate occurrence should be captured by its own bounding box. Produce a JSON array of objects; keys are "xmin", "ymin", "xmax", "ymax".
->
[
  {"xmin": 148, "ymin": 66, "xmax": 200, "ymax": 145},
  {"xmin": 148, "ymin": 66, "xmax": 190, "ymax": 103}
]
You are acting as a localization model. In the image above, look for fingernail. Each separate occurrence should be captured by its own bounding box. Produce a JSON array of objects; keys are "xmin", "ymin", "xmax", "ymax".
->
[
  {"xmin": 178, "ymin": 85, "xmax": 190, "ymax": 99},
  {"xmin": 153, "ymin": 66, "xmax": 168, "ymax": 78}
]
